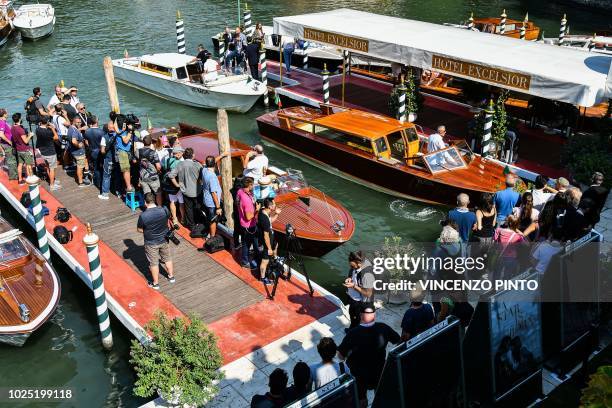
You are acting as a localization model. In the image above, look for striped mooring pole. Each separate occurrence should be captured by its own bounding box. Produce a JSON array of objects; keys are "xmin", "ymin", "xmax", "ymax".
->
[
  {"xmin": 482, "ymin": 99, "xmax": 495, "ymax": 157},
  {"xmin": 83, "ymin": 223, "xmax": 113, "ymax": 350},
  {"xmin": 219, "ymin": 38, "xmax": 226, "ymax": 67},
  {"xmin": 397, "ymin": 77, "xmax": 407, "ymax": 123},
  {"xmin": 343, "ymin": 50, "xmax": 350, "ymax": 76},
  {"xmin": 243, "ymin": 3, "xmax": 252, "ymax": 33},
  {"xmin": 302, "ymin": 41, "xmax": 309, "ymax": 69},
  {"xmin": 500, "ymin": 10, "xmax": 507, "ymax": 35},
  {"xmin": 176, "ymin": 10, "xmax": 186, "ymax": 54},
  {"xmin": 322, "ymin": 63, "xmax": 330, "ymax": 104},
  {"xmin": 467, "ymin": 12, "xmax": 474, "ymax": 30},
  {"xmin": 559, "ymin": 14, "xmax": 567, "ymax": 46},
  {"xmin": 26, "ymin": 175, "xmax": 50, "ymax": 261},
  {"xmin": 260, "ymin": 42, "xmax": 268, "ymax": 107},
  {"xmin": 520, "ymin": 13, "xmax": 528, "ymax": 40}
]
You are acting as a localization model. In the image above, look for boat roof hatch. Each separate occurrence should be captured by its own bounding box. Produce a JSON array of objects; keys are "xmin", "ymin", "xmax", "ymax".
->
[
  {"xmin": 312, "ymin": 110, "xmax": 412, "ymax": 140},
  {"xmin": 140, "ymin": 53, "xmax": 195, "ymax": 69}
]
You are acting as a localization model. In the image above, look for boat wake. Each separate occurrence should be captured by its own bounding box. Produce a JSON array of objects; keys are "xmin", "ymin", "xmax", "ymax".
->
[{"xmin": 390, "ymin": 200, "xmax": 440, "ymax": 221}]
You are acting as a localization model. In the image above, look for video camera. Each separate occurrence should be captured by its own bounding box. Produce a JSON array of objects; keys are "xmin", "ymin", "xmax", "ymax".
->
[
  {"xmin": 116, "ymin": 113, "xmax": 141, "ymax": 130},
  {"xmin": 165, "ymin": 224, "xmax": 180, "ymax": 245}
]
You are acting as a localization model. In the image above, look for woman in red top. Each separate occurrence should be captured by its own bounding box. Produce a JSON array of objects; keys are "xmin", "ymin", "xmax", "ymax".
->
[
  {"xmin": 10, "ymin": 113, "xmax": 34, "ymax": 184},
  {"xmin": 494, "ymin": 214, "xmax": 526, "ymax": 279}
]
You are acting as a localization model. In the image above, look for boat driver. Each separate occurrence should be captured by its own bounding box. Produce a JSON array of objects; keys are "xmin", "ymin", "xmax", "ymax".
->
[
  {"xmin": 190, "ymin": 44, "xmax": 210, "ymax": 70},
  {"xmin": 427, "ymin": 125, "xmax": 448, "ymax": 153},
  {"xmin": 242, "ymin": 144, "xmax": 268, "ymax": 183}
]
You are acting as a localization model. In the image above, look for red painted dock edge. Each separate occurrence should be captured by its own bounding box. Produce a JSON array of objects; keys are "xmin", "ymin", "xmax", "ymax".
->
[
  {"xmin": 267, "ymin": 61, "xmax": 569, "ymax": 179},
  {"xmin": 0, "ymin": 171, "xmax": 338, "ymax": 364}
]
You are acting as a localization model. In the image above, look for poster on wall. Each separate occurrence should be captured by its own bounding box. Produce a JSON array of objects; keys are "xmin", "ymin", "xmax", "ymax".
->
[{"xmin": 489, "ymin": 273, "xmax": 542, "ymax": 398}]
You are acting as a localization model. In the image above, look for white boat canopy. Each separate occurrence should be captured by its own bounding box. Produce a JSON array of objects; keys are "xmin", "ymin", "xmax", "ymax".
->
[
  {"xmin": 140, "ymin": 53, "xmax": 195, "ymax": 69},
  {"xmin": 273, "ymin": 8, "xmax": 612, "ymax": 107}
]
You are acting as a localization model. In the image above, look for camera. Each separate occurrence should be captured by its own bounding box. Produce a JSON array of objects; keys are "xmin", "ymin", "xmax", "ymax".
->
[
  {"xmin": 116, "ymin": 113, "xmax": 141, "ymax": 130},
  {"xmin": 165, "ymin": 229, "xmax": 180, "ymax": 245}
]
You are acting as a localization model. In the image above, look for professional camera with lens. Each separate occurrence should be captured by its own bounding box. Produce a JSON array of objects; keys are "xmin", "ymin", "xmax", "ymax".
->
[
  {"xmin": 116, "ymin": 113, "xmax": 141, "ymax": 130},
  {"xmin": 165, "ymin": 229, "xmax": 180, "ymax": 245}
]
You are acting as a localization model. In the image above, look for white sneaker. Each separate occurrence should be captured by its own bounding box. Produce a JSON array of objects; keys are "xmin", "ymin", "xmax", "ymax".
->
[
  {"xmin": 53, "ymin": 180, "xmax": 61, "ymax": 186},
  {"xmin": 50, "ymin": 184, "xmax": 61, "ymax": 191},
  {"xmin": 98, "ymin": 194, "xmax": 109, "ymax": 200}
]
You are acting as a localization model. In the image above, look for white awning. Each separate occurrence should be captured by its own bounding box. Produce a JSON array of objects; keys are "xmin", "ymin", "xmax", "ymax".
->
[{"xmin": 273, "ymin": 8, "xmax": 612, "ymax": 107}]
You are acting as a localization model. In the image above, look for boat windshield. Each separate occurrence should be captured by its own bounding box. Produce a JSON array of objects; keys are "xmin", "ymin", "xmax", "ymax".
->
[
  {"xmin": 0, "ymin": 238, "xmax": 28, "ymax": 263},
  {"xmin": 276, "ymin": 169, "xmax": 309, "ymax": 193},
  {"xmin": 422, "ymin": 146, "xmax": 467, "ymax": 174}
]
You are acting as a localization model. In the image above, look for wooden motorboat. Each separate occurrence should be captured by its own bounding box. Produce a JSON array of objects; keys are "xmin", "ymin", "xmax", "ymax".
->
[
  {"xmin": 0, "ymin": 219, "xmax": 61, "ymax": 346},
  {"xmin": 472, "ymin": 17, "xmax": 540, "ymax": 41},
  {"xmin": 13, "ymin": 3, "xmax": 55, "ymax": 40},
  {"xmin": 212, "ymin": 25, "xmax": 344, "ymax": 72},
  {"xmin": 176, "ymin": 123, "xmax": 355, "ymax": 257},
  {"xmin": 112, "ymin": 53, "xmax": 265, "ymax": 113},
  {"xmin": 0, "ymin": 1, "xmax": 16, "ymax": 47},
  {"xmin": 256, "ymin": 105, "xmax": 507, "ymax": 206}
]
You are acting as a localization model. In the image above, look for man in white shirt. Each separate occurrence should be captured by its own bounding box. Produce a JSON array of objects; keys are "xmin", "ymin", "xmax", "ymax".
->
[
  {"xmin": 68, "ymin": 87, "xmax": 80, "ymax": 108},
  {"xmin": 203, "ymin": 58, "xmax": 218, "ymax": 82},
  {"xmin": 531, "ymin": 175, "xmax": 556, "ymax": 212},
  {"xmin": 242, "ymin": 144, "xmax": 268, "ymax": 183},
  {"xmin": 428, "ymin": 125, "xmax": 447, "ymax": 153},
  {"xmin": 47, "ymin": 86, "xmax": 64, "ymax": 112},
  {"xmin": 309, "ymin": 337, "xmax": 350, "ymax": 389}
]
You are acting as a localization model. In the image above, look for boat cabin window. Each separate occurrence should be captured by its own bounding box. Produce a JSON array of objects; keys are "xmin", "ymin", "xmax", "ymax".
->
[
  {"xmin": 374, "ymin": 138, "xmax": 388, "ymax": 156},
  {"xmin": 140, "ymin": 61, "xmax": 172, "ymax": 76},
  {"xmin": 386, "ymin": 131, "xmax": 405, "ymax": 160},
  {"xmin": 405, "ymin": 127, "xmax": 419, "ymax": 142},
  {"xmin": 0, "ymin": 239, "xmax": 28, "ymax": 263},
  {"xmin": 422, "ymin": 147, "xmax": 466, "ymax": 174},
  {"xmin": 176, "ymin": 66, "xmax": 188, "ymax": 80},
  {"xmin": 313, "ymin": 126, "xmax": 373, "ymax": 154}
]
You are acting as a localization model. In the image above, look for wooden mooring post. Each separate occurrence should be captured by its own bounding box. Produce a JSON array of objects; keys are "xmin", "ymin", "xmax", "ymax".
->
[
  {"xmin": 217, "ymin": 109, "xmax": 234, "ymax": 230},
  {"xmin": 103, "ymin": 56, "xmax": 120, "ymax": 113}
]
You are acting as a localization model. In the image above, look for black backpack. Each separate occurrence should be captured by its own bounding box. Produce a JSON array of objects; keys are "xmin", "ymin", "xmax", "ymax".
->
[
  {"xmin": 54, "ymin": 208, "xmax": 72, "ymax": 223},
  {"xmin": 53, "ymin": 226, "xmax": 73, "ymax": 244},
  {"xmin": 139, "ymin": 149, "xmax": 159, "ymax": 182},
  {"xmin": 25, "ymin": 96, "xmax": 41, "ymax": 124}
]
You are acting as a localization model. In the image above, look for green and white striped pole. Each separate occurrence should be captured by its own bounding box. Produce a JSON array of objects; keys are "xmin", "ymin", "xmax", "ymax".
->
[
  {"xmin": 467, "ymin": 12, "xmax": 474, "ymax": 30},
  {"xmin": 520, "ymin": 13, "xmax": 528, "ymax": 40},
  {"xmin": 83, "ymin": 223, "xmax": 113, "ymax": 350},
  {"xmin": 322, "ymin": 63, "xmax": 330, "ymax": 104},
  {"xmin": 482, "ymin": 99, "xmax": 495, "ymax": 158},
  {"xmin": 26, "ymin": 175, "xmax": 50, "ymax": 261},
  {"xmin": 397, "ymin": 77, "xmax": 407, "ymax": 123},
  {"xmin": 260, "ymin": 42, "xmax": 268, "ymax": 107},
  {"xmin": 500, "ymin": 10, "xmax": 507, "ymax": 35},
  {"xmin": 559, "ymin": 14, "xmax": 567, "ymax": 46},
  {"xmin": 176, "ymin": 10, "xmax": 186, "ymax": 54}
]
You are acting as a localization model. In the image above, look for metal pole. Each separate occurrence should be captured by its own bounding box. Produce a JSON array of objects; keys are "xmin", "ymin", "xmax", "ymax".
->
[
  {"xmin": 237, "ymin": 0, "xmax": 241, "ymax": 26},
  {"xmin": 559, "ymin": 14, "xmax": 567, "ymax": 46},
  {"xmin": 322, "ymin": 63, "xmax": 330, "ymax": 105},
  {"xmin": 397, "ymin": 76, "xmax": 407, "ymax": 123},
  {"xmin": 83, "ymin": 223, "xmax": 113, "ymax": 350},
  {"xmin": 588, "ymin": 33, "xmax": 596, "ymax": 51},
  {"xmin": 260, "ymin": 42, "xmax": 268, "ymax": 107},
  {"xmin": 482, "ymin": 99, "xmax": 495, "ymax": 157},
  {"xmin": 341, "ymin": 51, "xmax": 347, "ymax": 106},
  {"xmin": 520, "ymin": 13, "xmax": 527, "ymax": 40},
  {"xmin": 279, "ymin": 38, "xmax": 283, "ymax": 86},
  {"xmin": 26, "ymin": 175, "xmax": 50, "ymax": 261},
  {"xmin": 500, "ymin": 9, "xmax": 507, "ymax": 35},
  {"xmin": 302, "ymin": 41, "xmax": 309, "ymax": 69},
  {"xmin": 176, "ymin": 10, "xmax": 186, "ymax": 54},
  {"xmin": 467, "ymin": 12, "xmax": 474, "ymax": 30}
]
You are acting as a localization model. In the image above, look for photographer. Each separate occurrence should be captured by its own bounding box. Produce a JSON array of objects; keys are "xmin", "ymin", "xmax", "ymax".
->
[
  {"xmin": 343, "ymin": 251, "xmax": 375, "ymax": 329},
  {"xmin": 137, "ymin": 193, "xmax": 176, "ymax": 290},
  {"xmin": 114, "ymin": 117, "xmax": 136, "ymax": 193},
  {"xmin": 51, "ymin": 104, "xmax": 71, "ymax": 169},
  {"xmin": 258, "ymin": 197, "xmax": 281, "ymax": 285}
]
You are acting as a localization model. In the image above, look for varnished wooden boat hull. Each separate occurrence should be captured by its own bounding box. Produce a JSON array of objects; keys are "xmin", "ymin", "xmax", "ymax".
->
[
  {"xmin": 177, "ymin": 123, "xmax": 355, "ymax": 256},
  {"xmin": 256, "ymin": 112, "xmax": 505, "ymax": 206},
  {"xmin": 0, "ymin": 219, "xmax": 61, "ymax": 346}
]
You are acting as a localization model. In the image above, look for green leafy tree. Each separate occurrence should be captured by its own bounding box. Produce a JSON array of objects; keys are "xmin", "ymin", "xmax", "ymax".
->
[
  {"xmin": 580, "ymin": 365, "xmax": 612, "ymax": 407},
  {"xmin": 491, "ymin": 91, "xmax": 509, "ymax": 157},
  {"xmin": 130, "ymin": 313, "xmax": 224, "ymax": 406},
  {"xmin": 388, "ymin": 69, "xmax": 422, "ymax": 118},
  {"xmin": 561, "ymin": 133, "xmax": 612, "ymax": 189}
]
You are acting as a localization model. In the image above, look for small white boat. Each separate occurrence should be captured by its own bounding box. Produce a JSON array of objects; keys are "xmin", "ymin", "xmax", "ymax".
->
[
  {"xmin": 12, "ymin": 3, "xmax": 55, "ymax": 41},
  {"xmin": 112, "ymin": 53, "xmax": 265, "ymax": 113},
  {"xmin": 539, "ymin": 35, "xmax": 612, "ymax": 55}
]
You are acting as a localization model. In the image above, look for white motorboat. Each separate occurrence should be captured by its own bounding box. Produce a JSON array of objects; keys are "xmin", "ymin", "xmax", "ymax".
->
[
  {"xmin": 539, "ymin": 35, "xmax": 612, "ymax": 55},
  {"xmin": 112, "ymin": 53, "xmax": 265, "ymax": 113},
  {"xmin": 12, "ymin": 3, "xmax": 55, "ymax": 40}
]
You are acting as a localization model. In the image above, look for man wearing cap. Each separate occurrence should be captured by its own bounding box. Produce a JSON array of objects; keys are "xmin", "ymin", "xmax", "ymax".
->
[
  {"xmin": 163, "ymin": 146, "xmax": 185, "ymax": 227},
  {"xmin": 202, "ymin": 155, "xmax": 223, "ymax": 238},
  {"xmin": 338, "ymin": 304, "xmax": 400, "ymax": 407},
  {"xmin": 242, "ymin": 144, "xmax": 268, "ymax": 183}
]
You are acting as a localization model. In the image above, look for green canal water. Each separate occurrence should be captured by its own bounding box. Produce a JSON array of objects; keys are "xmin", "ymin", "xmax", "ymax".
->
[{"xmin": 0, "ymin": 0, "xmax": 609, "ymax": 406}]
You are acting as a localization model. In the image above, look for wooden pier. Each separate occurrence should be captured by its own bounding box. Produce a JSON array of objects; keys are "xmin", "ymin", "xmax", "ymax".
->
[{"xmin": 0, "ymin": 166, "xmax": 339, "ymax": 363}]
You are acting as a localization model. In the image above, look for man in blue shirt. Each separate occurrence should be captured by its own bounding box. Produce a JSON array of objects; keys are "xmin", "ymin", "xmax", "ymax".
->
[
  {"xmin": 447, "ymin": 193, "xmax": 476, "ymax": 242},
  {"xmin": 68, "ymin": 116, "xmax": 90, "ymax": 187},
  {"xmin": 84, "ymin": 116, "xmax": 105, "ymax": 188},
  {"xmin": 494, "ymin": 174, "xmax": 520, "ymax": 225},
  {"xmin": 201, "ymin": 155, "xmax": 223, "ymax": 238}
]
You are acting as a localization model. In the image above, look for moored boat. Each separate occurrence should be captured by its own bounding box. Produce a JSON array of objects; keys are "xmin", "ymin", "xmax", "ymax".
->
[
  {"xmin": 112, "ymin": 53, "xmax": 265, "ymax": 113},
  {"xmin": 13, "ymin": 3, "xmax": 55, "ymax": 40},
  {"xmin": 0, "ymin": 219, "xmax": 61, "ymax": 346},
  {"xmin": 256, "ymin": 105, "xmax": 507, "ymax": 206},
  {"xmin": 0, "ymin": 1, "xmax": 16, "ymax": 47},
  {"xmin": 540, "ymin": 35, "xmax": 612, "ymax": 55},
  {"xmin": 446, "ymin": 16, "xmax": 540, "ymax": 41},
  {"xmin": 176, "ymin": 123, "xmax": 355, "ymax": 257}
]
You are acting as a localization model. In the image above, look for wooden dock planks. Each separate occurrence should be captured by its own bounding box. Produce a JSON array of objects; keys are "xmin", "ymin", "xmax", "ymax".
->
[{"xmin": 49, "ymin": 169, "xmax": 262, "ymax": 324}]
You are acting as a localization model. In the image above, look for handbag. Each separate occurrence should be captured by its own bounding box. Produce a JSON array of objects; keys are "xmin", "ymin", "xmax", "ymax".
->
[{"xmin": 53, "ymin": 226, "xmax": 73, "ymax": 244}]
